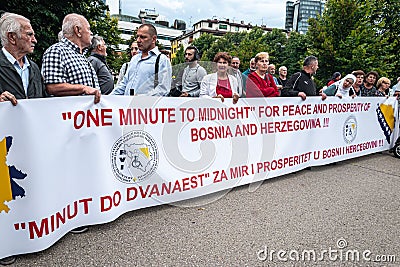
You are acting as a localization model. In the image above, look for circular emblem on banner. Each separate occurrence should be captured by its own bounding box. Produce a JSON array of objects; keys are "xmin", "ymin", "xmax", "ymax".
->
[
  {"xmin": 111, "ymin": 130, "xmax": 159, "ymax": 183},
  {"xmin": 343, "ymin": 115, "xmax": 357, "ymax": 143}
]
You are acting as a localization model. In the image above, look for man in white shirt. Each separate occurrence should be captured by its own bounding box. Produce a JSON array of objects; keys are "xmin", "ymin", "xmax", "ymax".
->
[{"xmin": 111, "ymin": 24, "xmax": 172, "ymax": 96}]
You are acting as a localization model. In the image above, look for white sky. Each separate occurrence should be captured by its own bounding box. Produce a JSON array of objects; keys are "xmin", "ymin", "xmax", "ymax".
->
[{"xmin": 119, "ymin": 0, "xmax": 287, "ymax": 29}]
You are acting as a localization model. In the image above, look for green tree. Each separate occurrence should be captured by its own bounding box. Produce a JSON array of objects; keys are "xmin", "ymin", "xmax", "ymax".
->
[
  {"xmin": 233, "ymin": 27, "xmax": 270, "ymax": 71},
  {"xmin": 306, "ymin": 0, "xmax": 399, "ymax": 87},
  {"xmin": 206, "ymin": 34, "xmax": 237, "ymax": 61},
  {"xmin": 363, "ymin": 0, "xmax": 400, "ymax": 79},
  {"xmin": 191, "ymin": 33, "xmax": 217, "ymax": 61},
  {"xmin": 261, "ymin": 28, "xmax": 288, "ymax": 66},
  {"xmin": 172, "ymin": 45, "xmax": 185, "ymax": 66},
  {"xmin": 91, "ymin": 12, "xmax": 123, "ymax": 75},
  {"xmin": 281, "ymin": 32, "xmax": 309, "ymax": 76},
  {"xmin": 1, "ymin": 0, "xmax": 122, "ymax": 73}
]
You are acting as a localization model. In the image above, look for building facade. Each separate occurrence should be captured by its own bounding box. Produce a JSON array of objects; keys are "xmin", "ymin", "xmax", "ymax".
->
[
  {"xmin": 113, "ymin": 13, "xmax": 184, "ymax": 51},
  {"xmin": 105, "ymin": 0, "xmax": 184, "ymax": 50},
  {"xmin": 285, "ymin": 0, "xmax": 325, "ymax": 33},
  {"xmin": 171, "ymin": 19, "xmax": 286, "ymax": 59}
]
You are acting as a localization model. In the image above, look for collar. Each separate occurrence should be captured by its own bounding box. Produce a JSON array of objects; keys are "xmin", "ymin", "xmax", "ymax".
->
[
  {"xmin": 138, "ymin": 46, "xmax": 160, "ymax": 58},
  {"xmin": 186, "ymin": 63, "xmax": 200, "ymax": 70},
  {"xmin": 90, "ymin": 53, "xmax": 106, "ymax": 63},
  {"xmin": 61, "ymin": 37, "xmax": 89, "ymax": 55},
  {"xmin": 2, "ymin": 47, "xmax": 30, "ymax": 68},
  {"xmin": 301, "ymin": 69, "xmax": 312, "ymax": 79},
  {"xmin": 149, "ymin": 46, "xmax": 160, "ymax": 56}
]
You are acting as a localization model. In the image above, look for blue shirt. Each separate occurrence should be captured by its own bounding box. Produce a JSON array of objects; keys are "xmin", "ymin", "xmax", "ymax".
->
[
  {"xmin": 111, "ymin": 47, "xmax": 172, "ymax": 96},
  {"xmin": 272, "ymin": 76, "xmax": 279, "ymax": 86},
  {"xmin": 2, "ymin": 47, "xmax": 30, "ymax": 95}
]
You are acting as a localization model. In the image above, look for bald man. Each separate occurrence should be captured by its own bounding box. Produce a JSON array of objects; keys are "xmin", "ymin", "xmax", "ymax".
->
[{"xmin": 41, "ymin": 13, "xmax": 101, "ymax": 104}]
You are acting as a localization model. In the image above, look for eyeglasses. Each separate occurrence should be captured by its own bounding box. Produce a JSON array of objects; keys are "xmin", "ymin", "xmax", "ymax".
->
[
  {"xmin": 345, "ymin": 79, "xmax": 354, "ymax": 84},
  {"xmin": 231, "ymin": 62, "xmax": 240, "ymax": 65},
  {"xmin": 184, "ymin": 52, "xmax": 193, "ymax": 56}
]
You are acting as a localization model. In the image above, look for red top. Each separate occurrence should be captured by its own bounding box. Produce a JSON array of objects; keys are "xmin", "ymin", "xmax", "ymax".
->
[
  {"xmin": 246, "ymin": 72, "xmax": 279, "ymax": 97},
  {"xmin": 216, "ymin": 78, "xmax": 233, "ymax": 98},
  {"xmin": 327, "ymin": 80, "xmax": 336, "ymax": 86}
]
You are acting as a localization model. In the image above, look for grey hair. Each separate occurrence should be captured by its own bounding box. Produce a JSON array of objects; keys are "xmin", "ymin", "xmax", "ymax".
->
[
  {"xmin": 90, "ymin": 35, "xmax": 104, "ymax": 50},
  {"xmin": 0, "ymin": 12, "xmax": 29, "ymax": 47},
  {"xmin": 57, "ymin": 30, "xmax": 64, "ymax": 41},
  {"xmin": 62, "ymin": 13, "xmax": 85, "ymax": 38},
  {"xmin": 303, "ymin": 56, "xmax": 318, "ymax": 67},
  {"xmin": 278, "ymin": 66, "xmax": 287, "ymax": 72}
]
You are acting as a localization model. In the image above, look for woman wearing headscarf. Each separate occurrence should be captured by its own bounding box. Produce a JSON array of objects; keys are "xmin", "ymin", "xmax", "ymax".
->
[
  {"xmin": 323, "ymin": 74, "xmax": 357, "ymax": 98},
  {"xmin": 200, "ymin": 52, "xmax": 240, "ymax": 104}
]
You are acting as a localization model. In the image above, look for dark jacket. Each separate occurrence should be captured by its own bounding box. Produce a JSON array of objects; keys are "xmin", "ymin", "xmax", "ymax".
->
[
  {"xmin": 88, "ymin": 53, "xmax": 114, "ymax": 95},
  {"xmin": 0, "ymin": 50, "xmax": 47, "ymax": 99},
  {"xmin": 281, "ymin": 70, "xmax": 317, "ymax": 97}
]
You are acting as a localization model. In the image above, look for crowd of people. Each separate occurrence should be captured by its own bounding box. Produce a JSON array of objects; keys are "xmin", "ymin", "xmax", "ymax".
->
[
  {"xmin": 1, "ymin": 12, "xmax": 400, "ymax": 109},
  {"xmin": 1, "ymin": 11, "xmax": 400, "ymax": 265}
]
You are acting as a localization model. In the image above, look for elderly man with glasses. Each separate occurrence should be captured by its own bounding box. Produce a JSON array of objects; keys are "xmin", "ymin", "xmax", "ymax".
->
[{"xmin": 0, "ymin": 12, "xmax": 47, "ymax": 105}]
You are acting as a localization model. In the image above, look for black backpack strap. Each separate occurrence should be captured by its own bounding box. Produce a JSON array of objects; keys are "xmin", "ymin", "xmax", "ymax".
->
[
  {"xmin": 154, "ymin": 53, "xmax": 162, "ymax": 88},
  {"xmin": 123, "ymin": 62, "xmax": 129, "ymax": 76}
]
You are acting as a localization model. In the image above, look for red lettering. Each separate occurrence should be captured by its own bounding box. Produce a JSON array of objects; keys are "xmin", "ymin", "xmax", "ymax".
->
[{"xmin": 126, "ymin": 187, "xmax": 138, "ymax": 201}]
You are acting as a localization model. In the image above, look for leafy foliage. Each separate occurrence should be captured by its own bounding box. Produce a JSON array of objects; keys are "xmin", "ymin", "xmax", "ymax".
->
[
  {"xmin": 3, "ymin": 0, "xmax": 398, "ymax": 86},
  {"xmin": 191, "ymin": 33, "xmax": 217, "ymax": 61},
  {"xmin": 1, "ymin": 0, "xmax": 122, "ymax": 74},
  {"xmin": 306, "ymin": 0, "xmax": 400, "ymax": 87},
  {"xmin": 172, "ymin": 45, "xmax": 185, "ymax": 66},
  {"xmin": 281, "ymin": 32, "xmax": 308, "ymax": 76}
]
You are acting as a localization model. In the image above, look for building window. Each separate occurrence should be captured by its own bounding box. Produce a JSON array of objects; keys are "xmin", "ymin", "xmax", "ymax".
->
[
  {"xmin": 208, "ymin": 22, "xmax": 212, "ymax": 28},
  {"xmin": 219, "ymin": 24, "xmax": 228, "ymax": 30}
]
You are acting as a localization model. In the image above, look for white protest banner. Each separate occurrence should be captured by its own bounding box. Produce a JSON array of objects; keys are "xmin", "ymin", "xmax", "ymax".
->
[{"xmin": 0, "ymin": 96, "xmax": 398, "ymax": 258}]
